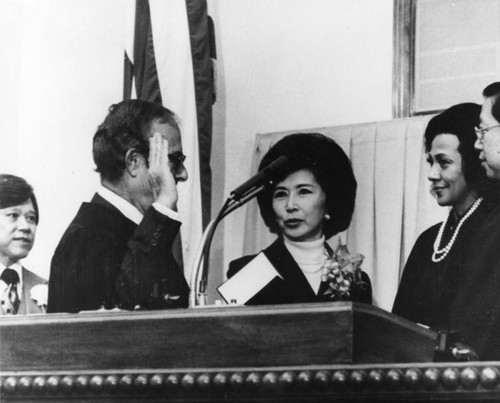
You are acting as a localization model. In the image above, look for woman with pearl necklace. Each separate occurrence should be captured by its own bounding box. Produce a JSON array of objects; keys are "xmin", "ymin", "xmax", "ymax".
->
[{"xmin": 392, "ymin": 103, "xmax": 493, "ymax": 331}]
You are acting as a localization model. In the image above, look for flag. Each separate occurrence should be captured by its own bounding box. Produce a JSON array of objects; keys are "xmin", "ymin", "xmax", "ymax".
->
[{"xmin": 124, "ymin": 0, "xmax": 215, "ymax": 280}]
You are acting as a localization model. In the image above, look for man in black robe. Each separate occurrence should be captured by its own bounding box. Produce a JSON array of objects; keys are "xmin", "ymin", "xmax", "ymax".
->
[
  {"xmin": 449, "ymin": 82, "xmax": 500, "ymax": 359},
  {"xmin": 48, "ymin": 100, "xmax": 189, "ymax": 313}
]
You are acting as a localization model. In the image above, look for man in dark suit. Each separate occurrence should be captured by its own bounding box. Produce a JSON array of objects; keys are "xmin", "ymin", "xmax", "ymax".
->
[
  {"xmin": 48, "ymin": 100, "xmax": 190, "ymax": 313},
  {"xmin": 0, "ymin": 174, "xmax": 47, "ymax": 315},
  {"xmin": 449, "ymin": 82, "xmax": 500, "ymax": 359}
]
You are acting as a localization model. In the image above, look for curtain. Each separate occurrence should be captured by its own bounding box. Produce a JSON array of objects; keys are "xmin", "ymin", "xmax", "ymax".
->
[{"xmin": 242, "ymin": 115, "xmax": 447, "ymax": 311}]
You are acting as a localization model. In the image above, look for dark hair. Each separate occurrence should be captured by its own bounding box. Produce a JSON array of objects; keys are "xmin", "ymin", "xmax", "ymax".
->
[
  {"xmin": 257, "ymin": 133, "xmax": 357, "ymax": 239},
  {"xmin": 424, "ymin": 103, "xmax": 485, "ymax": 187},
  {"xmin": 483, "ymin": 82, "xmax": 500, "ymax": 123},
  {"xmin": 93, "ymin": 100, "xmax": 179, "ymax": 182},
  {"xmin": 0, "ymin": 174, "xmax": 39, "ymax": 224}
]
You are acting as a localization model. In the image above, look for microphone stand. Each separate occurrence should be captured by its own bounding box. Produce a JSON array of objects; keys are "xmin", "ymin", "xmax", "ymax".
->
[{"xmin": 189, "ymin": 185, "xmax": 265, "ymax": 307}]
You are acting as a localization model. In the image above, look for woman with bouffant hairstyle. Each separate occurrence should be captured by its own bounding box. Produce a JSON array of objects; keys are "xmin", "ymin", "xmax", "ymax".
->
[{"xmin": 225, "ymin": 133, "xmax": 372, "ymax": 306}]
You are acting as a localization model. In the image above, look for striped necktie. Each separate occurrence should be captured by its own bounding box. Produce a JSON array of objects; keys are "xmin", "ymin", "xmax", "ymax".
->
[{"xmin": 1, "ymin": 268, "xmax": 20, "ymax": 315}]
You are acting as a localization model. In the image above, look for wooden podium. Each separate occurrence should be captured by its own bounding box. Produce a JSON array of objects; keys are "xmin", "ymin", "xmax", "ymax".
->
[{"xmin": 1, "ymin": 302, "xmax": 500, "ymax": 402}]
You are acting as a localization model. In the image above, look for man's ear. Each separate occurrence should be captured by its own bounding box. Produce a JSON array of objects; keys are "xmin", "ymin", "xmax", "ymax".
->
[{"xmin": 125, "ymin": 149, "xmax": 144, "ymax": 177}]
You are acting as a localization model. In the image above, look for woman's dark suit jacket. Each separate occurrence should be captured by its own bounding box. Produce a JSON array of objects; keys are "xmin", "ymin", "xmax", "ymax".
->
[{"xmin": 227, "ymin": 239, "xmax": 372, "ymax": 306}]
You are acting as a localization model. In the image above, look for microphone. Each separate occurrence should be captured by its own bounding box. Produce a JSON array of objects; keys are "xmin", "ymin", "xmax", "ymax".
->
[
  {"xmin": 230, "ymin": 156, "xmax": 288, "ymax": 200},
  {"xmin": 190, "ymin": 155, "xmax": 289, "ymax": 306}
]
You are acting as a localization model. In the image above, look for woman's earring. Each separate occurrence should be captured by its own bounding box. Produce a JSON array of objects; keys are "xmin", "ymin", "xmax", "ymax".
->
[{"xmin": 324, "ymin": 213, "xmax": 331, "ymax": 221}]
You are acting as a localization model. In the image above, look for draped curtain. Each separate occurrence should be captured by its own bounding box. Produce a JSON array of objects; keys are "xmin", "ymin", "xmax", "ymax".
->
[{"xmin": 242, "ymin": 115, "xmax": 447, "ymax": 311}]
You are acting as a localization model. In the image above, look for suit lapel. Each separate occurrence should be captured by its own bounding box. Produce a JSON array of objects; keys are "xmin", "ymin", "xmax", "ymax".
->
[
  {"xmin": 263, "ymin": 239, "xmax": 317, "ymax": 300},
  {"xmin": 19, "ymin": 267, "xmax": 46, "ymax": 315}
]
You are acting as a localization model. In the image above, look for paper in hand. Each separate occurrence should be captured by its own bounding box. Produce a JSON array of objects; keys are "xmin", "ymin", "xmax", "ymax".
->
[{"xmin": 218, "ymin": 252, "xmax": 282, "ymax": 304}]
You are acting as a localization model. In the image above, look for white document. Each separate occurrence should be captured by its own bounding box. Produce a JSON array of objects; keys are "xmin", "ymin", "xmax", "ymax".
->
[{"xmin": 217, "ymin": 252, "xmax": 282, "ymax": 304}]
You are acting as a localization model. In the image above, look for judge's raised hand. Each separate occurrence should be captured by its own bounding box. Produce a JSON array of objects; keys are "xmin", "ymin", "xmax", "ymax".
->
[{"xmin": 148, "ymin": 132, "xmax": 178, "ymax": 210}]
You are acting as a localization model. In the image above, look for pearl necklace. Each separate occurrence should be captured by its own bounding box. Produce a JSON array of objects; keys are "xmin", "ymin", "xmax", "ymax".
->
[
  {"xmin": 300, "ymin": 265, "xmax": 324, "ymax": 274},
  {"xmin": 432, "ymin": 197, "xmax": 483, "ymax": 263},
  {"xmin": 297, "ymin": 249, "xmax": 330, "ymax": 274}
]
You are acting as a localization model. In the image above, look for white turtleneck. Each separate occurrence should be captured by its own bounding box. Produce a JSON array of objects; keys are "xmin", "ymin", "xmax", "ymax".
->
[{"xmin": 283, "ymin": 236, "xmax": 326, "ymax": 293}]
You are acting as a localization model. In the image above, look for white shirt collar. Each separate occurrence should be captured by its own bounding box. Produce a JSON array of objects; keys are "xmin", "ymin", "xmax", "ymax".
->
[
  {"xmin": 97, "ymin": 185, "xmax": 143, "ymax": 225},
  {"xmin": 283, "ymin": 236, "xmax": 326, "ymax": 264},
  {"xmin": 0, "ymin": 262, "xmax": 23, "ymax": 299}
]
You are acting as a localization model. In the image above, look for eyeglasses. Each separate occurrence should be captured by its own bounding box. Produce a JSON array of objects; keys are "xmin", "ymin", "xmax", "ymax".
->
[
  {"xmin": 168, "ymin": 153, "xmax": 186, "ymax": 170},
  {"xmin": 475, "ymin": 124, "xmax": 500, "ymax": 142}
]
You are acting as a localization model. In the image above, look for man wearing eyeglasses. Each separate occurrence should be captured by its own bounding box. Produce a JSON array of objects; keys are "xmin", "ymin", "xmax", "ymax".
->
[
  {"xmin": 448, "ymin": 82, "xmax": 500, "ymax": 360},
  {"xmin": 48, "ymin": 100, "xmax": 189, "ymax": 313},
  {"xmin": 475, "ymin": 82, "xmax": 500, "ymax": 178}
]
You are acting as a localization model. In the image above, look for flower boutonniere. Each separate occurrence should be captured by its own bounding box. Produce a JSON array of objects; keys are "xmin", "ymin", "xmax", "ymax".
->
[
  {"xmin": 321, "ymin": 241, "xmax": 366, "ymax": 301},
  {"xmin": 30, "ymin": 284, "xmax": 48, "ymax": 313}
]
